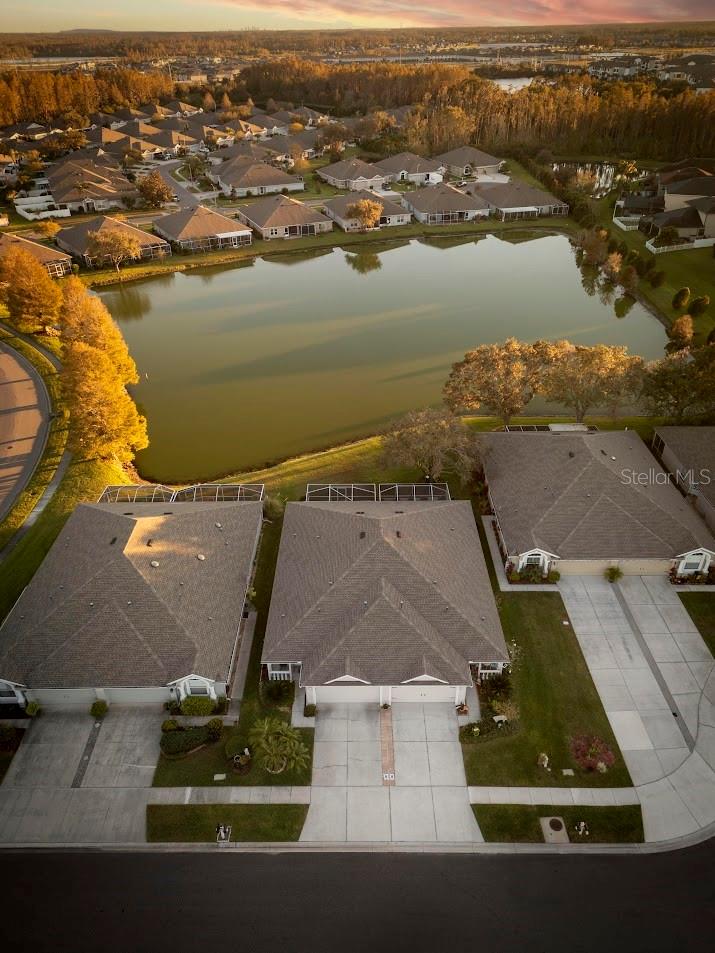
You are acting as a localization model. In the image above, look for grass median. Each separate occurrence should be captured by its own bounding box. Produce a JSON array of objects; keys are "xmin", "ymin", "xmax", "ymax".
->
[
  {"xmin": 146, "ymin": 803, "xmax": 308, "ymax": 843},
  {"xmin": 473, "ymin": 804, "xmax": 644, "ymax": 843}
]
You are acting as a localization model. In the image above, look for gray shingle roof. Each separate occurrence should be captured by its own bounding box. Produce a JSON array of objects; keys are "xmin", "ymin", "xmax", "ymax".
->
[
  {"xmin": 482, "ymin": 432, "xmax": 715, "ymax": 559},
  {"xmin": 0, "ymin": 501, "xmax": 263, "ymax": 689},
  {"xmin": 655, "ymin": 427, "xmax": 715, "ymax": 509},
  {"xmin": 153, "ymin": 205, "xmax": 251, "ymax": 242},
  {"xmin": 262, "ymin": 501, "xmax": 508, "ymax": 686},
  {"xmin": 374, "ymin": 152, "xmax": 444, "ymax": 176},
  {"xmin": 322, "ymin": 189, "xmax": 406, "ymax": 219},
  {"xmin": 403, "ymin": 183, "xmax": 489, "ymax": 214}
]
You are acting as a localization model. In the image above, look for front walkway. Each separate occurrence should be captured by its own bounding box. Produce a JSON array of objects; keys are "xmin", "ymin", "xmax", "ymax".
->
[
  {"xmin": 558, "ymin": 575, "xmax": 715, "ymax": 841},
  {"xmin": 300, "ymin": 703, "xmax": 483, "ymax": 843}
]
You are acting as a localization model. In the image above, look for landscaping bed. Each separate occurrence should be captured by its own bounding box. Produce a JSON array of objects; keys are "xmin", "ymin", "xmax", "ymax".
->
[
  {"xmin": 473, "ymin": 804, "xmax": 644, "ymax": 844},
  {"xmin": 146, "ymin": 803, "xmax": 308, "ymax": 843}
]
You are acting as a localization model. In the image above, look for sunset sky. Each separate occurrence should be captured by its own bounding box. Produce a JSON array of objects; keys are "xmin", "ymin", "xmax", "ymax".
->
[{"xmin": 3, "ymin": 0, "xmax": 713, "ymax": 33}]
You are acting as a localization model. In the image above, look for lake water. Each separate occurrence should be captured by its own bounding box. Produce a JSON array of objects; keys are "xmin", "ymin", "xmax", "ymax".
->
[
  {"xmin": 491, "ymin": 77, "xmax": 534, "ymax": 92},
  {"xmin": 100, "ymin": 233, "xmax": 666, "ymax": 483}
]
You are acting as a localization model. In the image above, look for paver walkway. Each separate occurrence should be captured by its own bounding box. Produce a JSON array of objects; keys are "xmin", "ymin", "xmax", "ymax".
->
[
  {"xmin": 300, "ymin": 703, "xmax": 483, "ymax": 843},
  {"xmin": 558, "ymin": 575, "xmax": 715, "ymax": 842}
]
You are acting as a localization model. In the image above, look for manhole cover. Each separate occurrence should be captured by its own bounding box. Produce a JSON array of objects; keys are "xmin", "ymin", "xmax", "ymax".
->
[{"xmin": 549, "ymin": 818, "xmax": 564, "ymax": 832}]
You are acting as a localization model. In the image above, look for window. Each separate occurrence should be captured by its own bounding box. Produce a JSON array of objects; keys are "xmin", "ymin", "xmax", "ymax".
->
[
  {"xmin": 680, "ymin": 557, "xmax": 704, "ymax": 574},
  {"xmin": 270, "ymin": 664, "xmax": 290, "ymax": 672},
  {"xmin": 479, "ymin": 662, "xmax": 499, "ymax": 672},
  {"xmin": 525, "ymin": 555, "xmax": 542, "ymax": 566}
]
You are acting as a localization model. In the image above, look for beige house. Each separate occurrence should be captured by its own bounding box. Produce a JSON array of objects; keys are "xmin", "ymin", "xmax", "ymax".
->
[
  {"xmin": 0, "ymin": 488, "xmax": 264, "ymax": 709},
  {"xmin": 235, "ymin": 194, "xmax": 332, "ymax": 240},
  {"xmin": 473, "ymin": 181, "xmax": 569, "ymax": 220},
  {"xmin": 262, "ymin": 494, "xmax": 508, "ymax": 705},
  {"xmin": 483, "ymin": 430, "xmax": 715, "ymax": 578},
  {"xmin": 57, "ymin": 215, "xmax": 171, "ymax": 266},
  {"xmin": 318, "ymin": 157, "xmax": 388, "ymax": 191},
  {"xmin": 401, "ymin": 183, "xmax": 489, "ymax": 224},
  {"xmin": 211, "ymin": 157, "xmax": 304, "ymax": 197},
  {"xmin": 0, "ymin": 232, "xmax": 72, "ymax": 277},
  {"xmin": 374, "ymin": 152, "xmax": 445, "ymax": 185},
  {"xmin": 321, "ymin": 190, "xmax": 411, "ymax": 231},
  {"xmin": 153, "ymin": 205, "xmax": 252, "ymax": 252},
  {"xmin": 433, "ymin": 146, "xmax": 503, "ymax": 178}
]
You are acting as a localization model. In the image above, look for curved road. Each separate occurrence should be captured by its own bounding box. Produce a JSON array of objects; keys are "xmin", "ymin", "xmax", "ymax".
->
[
  {"xmin": 3, "ymin": 842, "xmax": 714, "ymax": 952},
  {"xmin": 0, "ymin": 340, "xmax": 49, "ymax": 523}
]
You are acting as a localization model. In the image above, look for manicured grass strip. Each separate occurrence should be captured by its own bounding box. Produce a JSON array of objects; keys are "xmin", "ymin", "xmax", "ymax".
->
[
  {"xmin": 461, "ymin": 522, "xmax": 633, "ymax": 789},
  {"xmin": 473, "ymin": 804, "xmax": 644, "ymax": 844},
  {"xmin": 0, "ymin": 325, "xmax": 68, "ymax": 552},
  {"xmin": 679, "ymin": 593, "xmax": 715, "ymax": 659},
  {"xmin": 146, "ymin": 804, "xmax": 308, "ymax": 843}
]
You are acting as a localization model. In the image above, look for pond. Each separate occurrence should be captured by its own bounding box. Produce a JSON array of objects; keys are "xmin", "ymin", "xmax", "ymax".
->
[
  {"xmin": 552, "ymin": 161, "xmax": 643, "ymax": 198},
  {"xmin": 100, "ymin": 233, "xmax": 666, "ymax": 483},
  {"xmin": 491, "ymin": 77, "xmax": 534, "ymax": 92}
]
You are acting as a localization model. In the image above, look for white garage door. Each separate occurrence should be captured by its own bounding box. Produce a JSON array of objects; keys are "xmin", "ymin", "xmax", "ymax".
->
[
  {"xmin": 391, "ymin": 685, "xmax": 458, "ymax": 703},
  {"xmin": 314, "ymin": 685, "xmax": 380, "ymax": 704},
  {"xmin": 104, "ymin": 687, "xmax": 170, "ymax": 705}
]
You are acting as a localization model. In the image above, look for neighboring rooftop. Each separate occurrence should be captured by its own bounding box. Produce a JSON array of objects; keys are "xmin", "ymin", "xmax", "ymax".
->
[
  {"xmin": 473, "ymin": 180, "xmax": 565, "ymax": 209},
  {"xmin": 0, "ymin": 231, "xmax": 71, "ymax": 267},
  {"xmin": 153, "ymin": 205, "xmax": 251, "ymax": 242},
  {"xmin": 374, "ymin": 151, "xmax": 444, "ymax": 176},
  {"xmin": 262, "ymin": 500, "xmax": 508, "ymax": 686},
  {"xmin": 0, "ymin": 500, "xmax": 263, "ymax": 689},
  {"xmin": 654, "ymin": 427, "xmax": 715, "ymax": 510},
  {"xmin": 403, "ymin": 182, "xmax": 489, "ymax": 213},
  {"xmin": 57, "ymin": 215, "xmax": 169, "ymax": 257},
  {"xmin": 482, "ymin": 431, "xmax": 715, "ymax": 559},
  {"xmin": 236, "ymin": 194, "xmax": 330, "ymax": 229},
  {"xmin": 322, "ymin": 189, "xmax": 407, "ymax": 219}
]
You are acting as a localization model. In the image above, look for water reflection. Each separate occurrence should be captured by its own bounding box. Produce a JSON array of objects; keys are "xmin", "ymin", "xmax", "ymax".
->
[{"xmin": 345, "ymin": 251, "xmax": 382, "ymax": 274}]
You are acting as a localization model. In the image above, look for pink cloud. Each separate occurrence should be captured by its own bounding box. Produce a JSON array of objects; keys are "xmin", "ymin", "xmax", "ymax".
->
[{"xmin": 217, "ymin": 0, "xmax": 714, "ymax": 27}]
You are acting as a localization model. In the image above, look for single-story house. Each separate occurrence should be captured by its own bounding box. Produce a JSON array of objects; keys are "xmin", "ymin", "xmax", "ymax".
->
[
  {"xmin": 153, "ymin": 204, "xmax": 252, "ymax": 252},
  {"xmin": 261, "ymin": 495, "xmax": 509, "ymax": 705},
  {"xmin": 248, "ymin": 114, "xmax": 289, "ymax": 136},
  {"xmin": 663, "ymin": 176, "xmax": 715, "ymax": 212},
  {"xmin": 103, "ymin": 135, "xmax": 163, "ymax": 162},
  {"xmin": 211, "ymin": 158, "xmax": 304, "ymax": 197},
  {"xmin": 46, "ymin": 154, "xmax": 139, "ymax": 214},
  {"xmin": 215, "ymin": 141, "xmax": 276, "ymax": 165},
  {"xmin": 401, "ymin": 182, "xmax": 490, "ymax": 224},
  {"xmin": 56, "ymin": 215, "xmax": 171, "ymax": 266},
  {"xmin": 0, "ymin": 232, "xmax": 72, "ymax": 277},
  {"xmin": 0, "ymin": 491, "xmax": 264, "ymax": 708},
  {"xmin": 473, "ymin": 182, "xmax": 569, "ymax": 220},
  {"xmin": 115, "ymin": 119, "xmax": 163, "ymax": 139},
  {"xmin": 317, "ymin": 157, "xmax": 389, "ymax": 191},
  {"xmin": 434, "ymin": 146, "xmax": 503, "ymax": 178},
  {"xmin": 163, "ymin": 100, "xmax": 202, "ymax": 117},
  {"xmin": 653, "ymin": 427, "xmax": 715, "ymax": 534},
  {"xmin": 482, "ymin": 430, "xmax": 715, "ymax": 577},
  {"xmin": 647, "ymin": 205, "xmax": 710, "ymax": 239},
  {"xmin": 281, "ymin": 128, "xmax": 326, "ymax": 161},
  {"xmin": 374, "ymin": 151, "xmax": 445, "ymax": 185},
  {"xmin": 146, "ymin": 129, "xmax": 200, "ymax": 155},
  {"xmin": 321, "ymin": 190, "xmax": 411, "ymax": 231},
  {"xmin": 235, "ymin": 194, "xmax": 333, "ymax": 240}
]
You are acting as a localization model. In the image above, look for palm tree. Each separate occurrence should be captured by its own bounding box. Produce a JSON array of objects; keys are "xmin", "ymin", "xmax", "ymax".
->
[{"xmin": 248, "ymin": 717, "xmax": 310, "ymax": 775}]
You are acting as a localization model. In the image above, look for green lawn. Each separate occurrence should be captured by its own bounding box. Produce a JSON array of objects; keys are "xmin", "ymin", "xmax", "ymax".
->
[
  {"xmin": 593, "ymin": 194, "xmax": 715, "ymax": 344},
  {"xmin": 461, "ymin": 521, "xmax": 633, "ymax": 788},
  {"xmin": 679, "ymin": 593, "xmax": 715, "ymax": 658},
  {"xmin": 146, "ymin": 803, "xmax": 308, "ymax": 842},
  {"xmin": 473, "ymin": 804, "xmax": 644, "ymax": 843}
]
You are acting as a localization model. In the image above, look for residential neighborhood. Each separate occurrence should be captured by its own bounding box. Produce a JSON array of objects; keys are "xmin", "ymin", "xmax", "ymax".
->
[{"xmin": 0, "ymin": 12, "xmax": 714, "ymax": 951}]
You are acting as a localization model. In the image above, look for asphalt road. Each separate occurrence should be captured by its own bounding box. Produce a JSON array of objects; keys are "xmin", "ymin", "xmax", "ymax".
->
[
  {"xmin": 0, "ymin": 341, "xmax": 49, "ymax": 523},
  {"xmin": 4, "ymin": 843, "xmax": 714, "ymax": 953}
]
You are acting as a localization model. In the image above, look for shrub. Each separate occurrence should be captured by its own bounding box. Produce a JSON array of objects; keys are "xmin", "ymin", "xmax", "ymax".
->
[
  {"xmin": 161, "ymin": 719, "xmax": 179, "ymax": 733},
  {"xmin": 25, "ymin": 701, "xmax": 40, "ymax": 717},
  {"xmin": 479, "ymin": 671, "xmax": 512, "ymax": 704},
  {"xmin": 547, "ymin": 569, "xmax": 561, "ymax": 582},
  {"xmin": 206, "ymin": 717, "xmax": 223, "ymax": 741},
  {"xmin": 605, "ymin": 566, "xmax": 623, "ymax": 583},
  {"xmin": 213, "ymin": 696, "xmax": 228, "ymax": 714},
  {"xmin": 508, "ymin": 570, "xmax": 521, "ymax": 583},
  {"xmin": 261, "ymin": 679, "xmax": 293, "ymax": 704},
  {"xmin": 491, "ymin": 698, "xmax": 520, "ymax": 722},
  {"xmin": 649, "ymin": 270, "xmax": 666, "ymax": 288},
  {"xmin": 672, "ymin": 287, "xmax": 690, "ymax": 310},
  {"xmin": 520, "ymin": 564, "xmax": 543, "ymax": 584},
  {"xmin": 164, "ymin": 698, "xmax": 180, "ymax": 714},
  {"xmin": 570, "ymin": 735, "xmax": 616, "ymax": 772},
  {"xmin": 690, "ymin": 295, "xmax": 710, "ymax": 317},
  {"xmin": 248, "ymin": 717, "xmax": 310, "ymax": 775},
  {"xmin": 159, "ymin": 725, "xmax": 209, "ymax": 756},
  {"xmin": 90, "ymin": 700, "xmax": 108, "ymax": 719},
  {"xmin": 459, "ymin": 722, "xmax": 482, "ymax": 743},
  {"xmin": 303, "ymin": 703, "xmax": 317, "ymax": 717},
  {"xmin": 180, "ymin": 695, "xmax": 215, "ymax": 716}
]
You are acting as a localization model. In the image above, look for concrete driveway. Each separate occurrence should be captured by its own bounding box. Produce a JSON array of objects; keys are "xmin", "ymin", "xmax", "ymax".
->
[
  {"xmin": 300, "ymin": 703, "xmax": 482, "ymax": 843},
  {"xmin": 559, "ymin": 575, "xmax": 715, "ymax": 841}
]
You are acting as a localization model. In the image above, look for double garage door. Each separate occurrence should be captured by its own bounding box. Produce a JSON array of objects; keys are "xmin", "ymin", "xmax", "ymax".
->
[{"xmin": 314, "ymin": 685, "xmax": 458, "ymax": 704}]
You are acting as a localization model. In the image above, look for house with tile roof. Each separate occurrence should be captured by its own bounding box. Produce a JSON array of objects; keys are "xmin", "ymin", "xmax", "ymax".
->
[
  {"xmin": 0, "ymin": 494, "xmax": 263, "ymax": 708},
  {"xmin": 262, "ymin": 497, "xmax": 508, "ymax": 705},
  {"xmin": 482, "ymin": 430, "xmax": 715, "ymax": 578}
]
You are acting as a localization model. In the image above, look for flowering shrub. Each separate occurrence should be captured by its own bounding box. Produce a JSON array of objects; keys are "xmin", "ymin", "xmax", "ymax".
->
[{"xmin": 570, "ymin": 735, "xmax": 616, "ymax": 772}]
